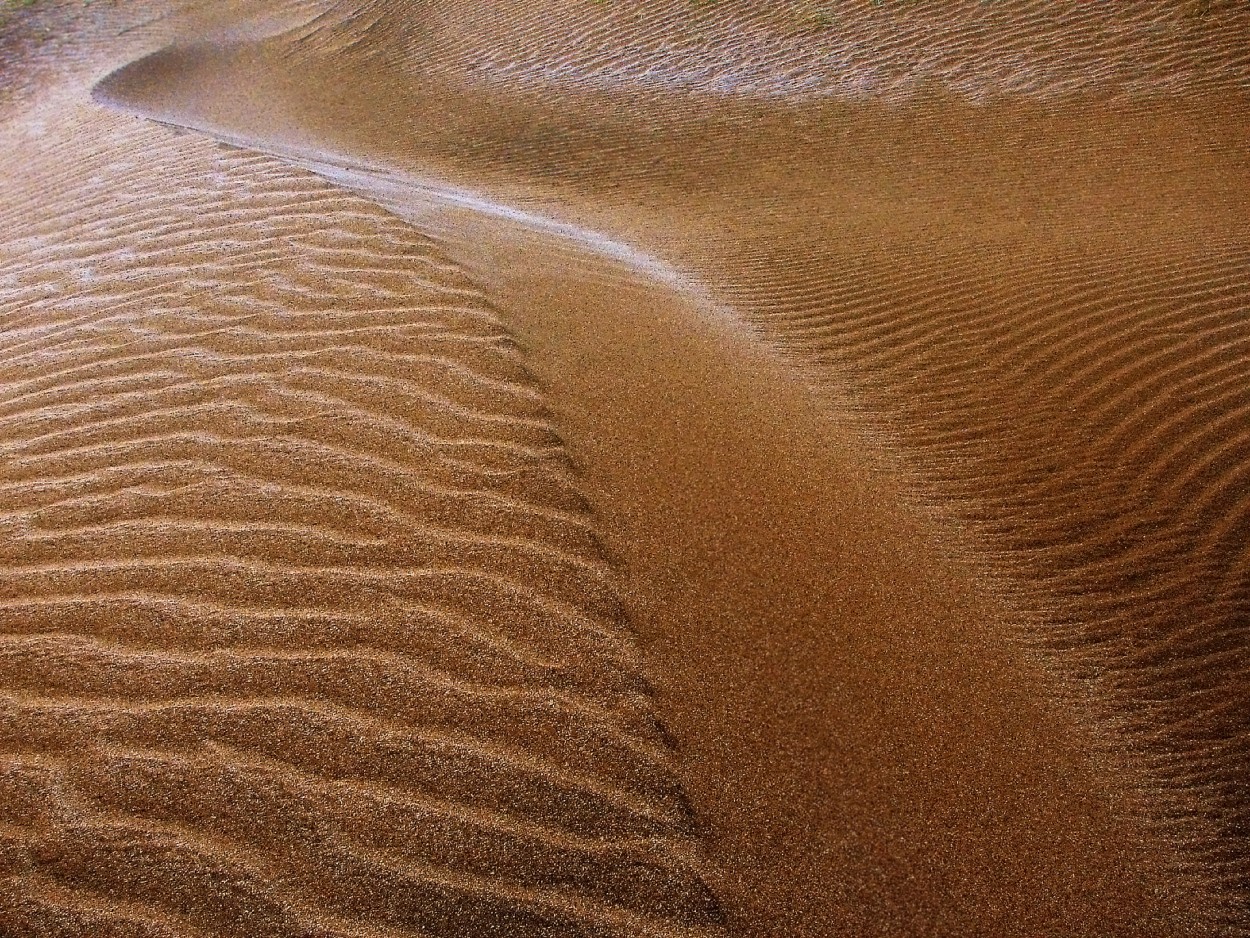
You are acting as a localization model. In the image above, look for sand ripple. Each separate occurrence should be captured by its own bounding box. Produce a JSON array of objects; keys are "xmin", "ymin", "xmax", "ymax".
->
[
  {"xmin": 0, "ymin": 112, "xmax": 723, "ymax": 937},
  {"xmin": 291, "ymin": 0, "xmax": 1250, "ymax": 101},
  {"xmin": 6, "ymin": 0, "xmax": 1250, "ymax": 934}
]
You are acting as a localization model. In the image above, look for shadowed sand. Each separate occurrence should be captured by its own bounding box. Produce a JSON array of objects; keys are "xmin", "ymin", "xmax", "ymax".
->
[{"xmin": 3, "ymin": 1, "xmax": 1250, "ymax": 936}]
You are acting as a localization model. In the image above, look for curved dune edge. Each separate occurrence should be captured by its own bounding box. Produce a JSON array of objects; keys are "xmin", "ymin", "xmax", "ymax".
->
[
  {"xmin": 95, "ymin": 7, "xmax": 1250, "ymax": 930},
  {"xmin": 0, "ymin": 18, "xmax": 728, "ymax": 934},
  {"xmin": 91, "ymin": 10, "xmax": 1250, "ymax": 931},
  {"xmin": 91, "ymin": 59, "xmax": 1215, "ymax": 938},
  {"xmin": 41, "ymin": 102, "xmax": 1205, "ymax": 934},
  {"xmin": 0, "ymin": 118, "xmax": 730, "ymax": 937},
  {"xmin": 3, "ymin": 0, "xmax": 1249, "ymax": 935},
  {"xmin": 404, "ymin": 204, "xmax": 1218, "ymax": 937}
]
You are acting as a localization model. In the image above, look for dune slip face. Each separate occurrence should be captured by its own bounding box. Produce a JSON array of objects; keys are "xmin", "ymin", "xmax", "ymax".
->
[{"xmin": 5, "ymin": 1, "xmax": 1250, "ymax": 936}]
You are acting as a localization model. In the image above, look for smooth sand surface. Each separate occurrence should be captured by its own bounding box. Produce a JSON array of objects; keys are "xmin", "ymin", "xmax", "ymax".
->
[{"xmin": 3, "ymin": 1, "xmax": 1250, "ymax": 936}]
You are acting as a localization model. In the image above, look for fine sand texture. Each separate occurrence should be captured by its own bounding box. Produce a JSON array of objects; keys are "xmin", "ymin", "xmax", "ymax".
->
[{"xmin": 4, "ymin": 1, "xmax": 1250, "ymax": 936}]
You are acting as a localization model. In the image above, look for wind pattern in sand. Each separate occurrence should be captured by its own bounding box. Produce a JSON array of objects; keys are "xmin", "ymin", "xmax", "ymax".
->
[
  {"xmin": 0, "ymin": 113, "xmax": 723, "ymax": 938},
  {"xmin": 5, "ymin": 0, "xmax": 1250, "ymax": 935},
  {"xmin": 291, "ymin": 0, "xmax": 1250, "ymax": 101},
  {"xmin": 715, "ymin": 232, "xmax": 1250, "ymax": 911},
  {"xmin": 267, "ymin": 2, "xmax": 1250, "ymax": 927}
]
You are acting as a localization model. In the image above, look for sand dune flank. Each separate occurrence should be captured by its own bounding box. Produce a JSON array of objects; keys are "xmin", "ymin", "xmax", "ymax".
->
[{"xmin": 2, "ymin": 1, "xmax": 1250, "ymax": 936}]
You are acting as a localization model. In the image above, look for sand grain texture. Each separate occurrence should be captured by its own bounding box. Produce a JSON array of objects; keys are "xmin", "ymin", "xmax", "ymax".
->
[
  {"xmin": 4, "ymin": 1, "xmax": 1250, "ymax": 936},
  {"xmin": 0, "ymin": 22, "xmax": 725, "ymax": 934}
]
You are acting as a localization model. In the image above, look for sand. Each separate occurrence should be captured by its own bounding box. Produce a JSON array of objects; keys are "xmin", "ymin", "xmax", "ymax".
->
[{"xmin": 2, "ymin": 1, "xmax": 1249, "ymax": 936}]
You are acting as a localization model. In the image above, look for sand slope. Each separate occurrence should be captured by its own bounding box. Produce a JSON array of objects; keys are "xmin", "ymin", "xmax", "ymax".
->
[
  {"xmin": 4, "ymin": 1, "xmax": 1250, "ymax": 936},
  {"xmin": 0, "ymin": 31, "xmax": 723, "ymax": 936}
]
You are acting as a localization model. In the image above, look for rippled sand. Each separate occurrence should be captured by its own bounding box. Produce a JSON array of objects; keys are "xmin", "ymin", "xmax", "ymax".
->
[{"xmin": 2, "ymin": 2, "xmax": 1249, "ymax": 936}]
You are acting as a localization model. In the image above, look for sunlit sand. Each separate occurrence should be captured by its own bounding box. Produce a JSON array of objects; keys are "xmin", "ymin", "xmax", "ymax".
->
[{"xmin": 1, "ymin": 2, "xmax": 1248, "ymax": 936}]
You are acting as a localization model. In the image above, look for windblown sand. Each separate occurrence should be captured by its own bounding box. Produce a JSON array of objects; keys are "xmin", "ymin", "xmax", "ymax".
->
[{"xmin": 1, "ymin": 1, "xmax": 1249, "ymax": 936}]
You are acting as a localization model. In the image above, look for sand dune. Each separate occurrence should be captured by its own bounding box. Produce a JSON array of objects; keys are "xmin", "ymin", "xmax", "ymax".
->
[
  {"xmin": 3, "ymin": 1, "xmax": 1250, "ymax": 936},
  {"xmin": 0, "ymin": 55, "xmax": 722, "ymax": 938}
]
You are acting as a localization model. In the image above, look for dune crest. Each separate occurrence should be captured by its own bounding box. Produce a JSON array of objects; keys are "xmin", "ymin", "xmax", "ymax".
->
[
  {"xmin": 4, "ymin": 1, "xmax": 1250, "ymax": 935},
  {"xmin": 94, "ymin": 2, "xmax": 1250, "ymax": 926}
]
